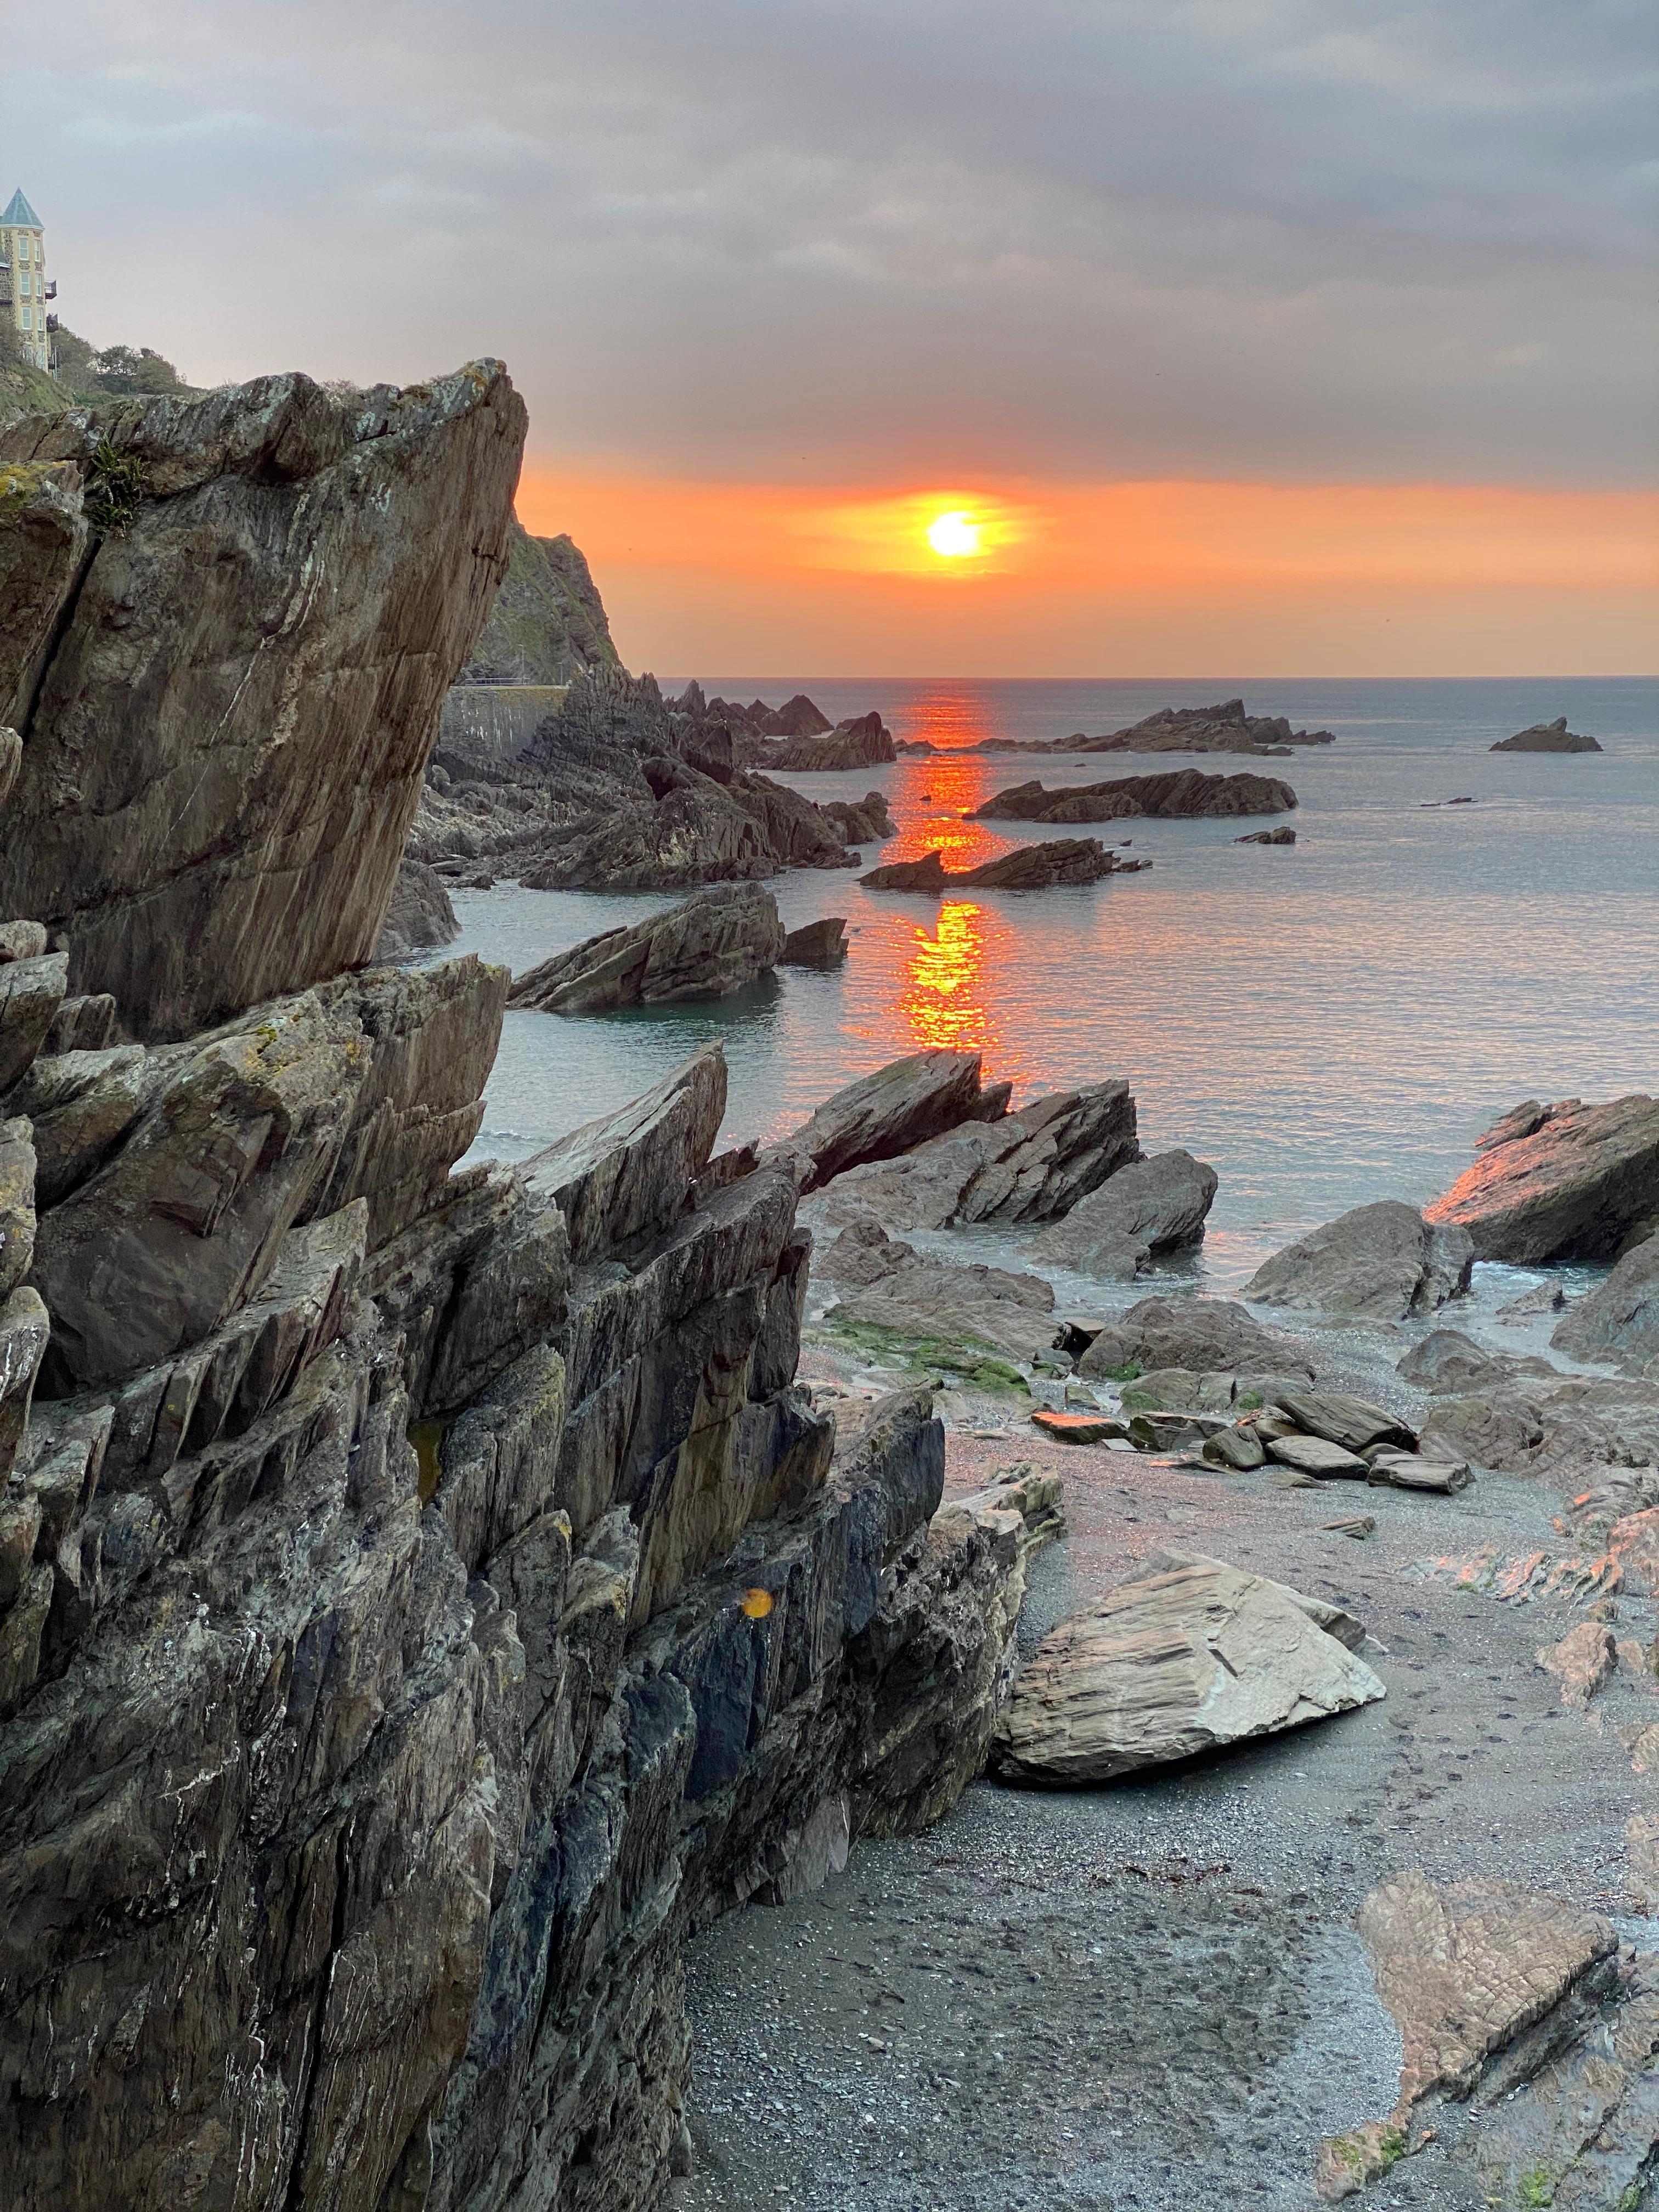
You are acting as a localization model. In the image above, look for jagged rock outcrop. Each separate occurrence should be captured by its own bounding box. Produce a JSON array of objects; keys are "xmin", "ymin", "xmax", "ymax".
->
[
  {"xmin": 764, "ymin": 1049, "xmax": 1006, "ymax": 1194},
  {"xmin": 1065, "ymin": 698, "xmax": 1333, "ymax": 755},
  {"xmin": 1243, "ymin": 1200, "xmax": 1474, "ymax": 1320},
  {"xmin": 1491, "ymin": 716, "xmax": 1602, "ymax": 753},
  {"xmin": 1427, "ymin": 1094, "xmax": 1659, "ymax": 1263},
  {"xmin": 971, "ymin": 768, "xmax": 1296, "ymax": 822},
  {"xmin": 754, "ymin": 709, "xmax": 895, "ymax": 771},
  {"xmin": 376, "ymin": 857, "xmax": 461, "ymax": 961},
  {"xmin": 508, "ymin": 883, "xmax": 785, "ymax": 1013},
  {"xmin": 1023, "ymin": 1149, "xmax": 1218, "ymax": 1278},
  {"xmin": 458, "ymin": 516, "xmax": 620, "ymax": 686},
  {"xmin": 0, "ymin": 365, "xmax": 526, "ymax": 1040},
  {"xmin": 860, "ymin": 838, "xmax": 1130, "ymax": 891},
  {"xmin": 0, "ymin": 381, "xmax": 1028, "ymax": 2212},
  {"xmin": 1550, "ymin": 1230, "xmax": 1659, "ymax": 1374}
]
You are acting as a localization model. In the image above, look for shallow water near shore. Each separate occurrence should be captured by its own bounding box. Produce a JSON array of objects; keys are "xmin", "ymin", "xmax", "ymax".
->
[{"xmin": 438, "ymin": 674, "xmax": 1658, "ymax": 1280}]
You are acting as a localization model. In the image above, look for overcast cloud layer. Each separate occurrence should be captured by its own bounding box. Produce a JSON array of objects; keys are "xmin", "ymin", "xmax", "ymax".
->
[{"xmin": 10, "ymin": 1, "xmax": 1656, "ymax": 487}]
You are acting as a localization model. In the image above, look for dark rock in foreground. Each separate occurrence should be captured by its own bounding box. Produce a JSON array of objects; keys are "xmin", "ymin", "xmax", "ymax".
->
[
  {"xmin": 860, "ymin": 838, "xmax": 1134, "ymax": 892},
  {"xmin": 509, "ymin": 882, "xmax": 786, "ymax": 1012},
  {"xmin": 972, "ymin": 768, "xmax": 1296, "ymax": 822},
  {"xmin": 1023, "ymin": 1148, "xmax": 1217, "ymax": 1278},
  {"xmin": 1491, "ymin": 716, "xmax": 1602, "ymax": 753},
  {"xmin": 780, "ymin": 916, "xmax": 849, "ymax": 966},
  {"xmin": 1427, "ymin": 1093, "xmax": 1659, "ymax": 1263},
  {"xmin": 0, "ymin": 365, "xmax": 526, "ymax": 1041}
]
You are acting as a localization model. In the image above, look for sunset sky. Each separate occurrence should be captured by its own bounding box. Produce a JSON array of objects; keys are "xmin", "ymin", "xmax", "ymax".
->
[{"xmin": 13, "ymin": 1, "xmax": 1656, "ymax": 674}]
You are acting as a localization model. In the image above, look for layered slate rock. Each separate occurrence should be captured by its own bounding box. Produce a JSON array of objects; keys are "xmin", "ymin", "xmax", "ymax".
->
[
  {"xmin": 522, "ymin": 1044, "xmax": 727, "ymax": 1262},
  {"xmin": 1243, "ymin": 1199, "xmax": 1473, "ymax": 1320},
  {"xmin": 1491, "ymin": 716, "xmax": 1602, "ymax": 753},
  {"xmin": 1418, "ymin": 1368, "xmax": 1659, "ymax": 1475},
  {"xmin": 1076, "ymin": 1296, "xmax": 1317, "ymax": 1384},
  {"xmin": 764, "ymin": 1048, "xmax": 1003, "ymax": 1194},
  {"xmin": 374, "ymin": 855, "xmax": 460, "ymax": 961},
  {"xmin": 0, "ymin": 365, "xmax": 526, "ymax": 1040},
  {"xmin": 860, "ymin": 839, "xmax": 1125, "ymax": 891},
  {"xmin": 1550, "ymin": 1230, "xmax": 1659, "ymax": 1375},
  {"xmin": 972, "ymin": 768, "xmax": 1296, "ymax": 822},
  {"xmin": 817, "ymin": 1221, "xmax": 1062, "ymax": 1365},
  {"xmin": 509, "ymin": 882, "xmax": 786, "ymax": 1013},
  {"xmin": 780, "ymin": 916, "xmax": 848, "ymax": 966},
  {"xmin": 1023, "ymin": 1148, "xmax": 1217, "ymax": 1278},
  {"xmin": 990, "ymin": 1551, "xmax": 1384, "ymax": 1784},
  {"xmin": 1428, "ymin": 1094, "xmax": 1659, "ymax": 1263},
  {"xmin": 755, "ymin": 709, "xmax": 895, "ymax": 770}
]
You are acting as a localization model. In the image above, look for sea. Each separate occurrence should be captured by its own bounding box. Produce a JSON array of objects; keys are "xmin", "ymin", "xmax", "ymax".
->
[{"xmin": 431, "ymin": 676, "xmax": 1658, "ymax": 1291}]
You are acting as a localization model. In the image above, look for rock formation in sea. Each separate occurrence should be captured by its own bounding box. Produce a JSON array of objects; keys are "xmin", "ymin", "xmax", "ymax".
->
[
  {"xmin": 1426, "ymin": 1093, "xmax": 1659, "ymax": 1262},
  {"xmin": 507, "ymin": 882, "xmax": 786, "ymax": 1012},
  {"xmin": 458, "ymin": 515, "xmax": 622, "ymax": 685},
  {"xmin": 752, "ymin": 709, "xmax": 898, "ymax": 772},
  {"xmin": 0, "ymin": 365, "xmax": 1035, "ymax": 2212},
  {"xmin": 970, "ymin": 768, "xmax": 1296, "ymax": 822},
  {"xmin": 1491, "ymin": 716, "xmax": 1602, "ymax": 753},
  {"xmin": 894, "ymin": 698, "xmax": 1333, "ymax": 758},
  {"xmin": 859, "ymin": 839, "xmax": 1141, "ymax": 891}
]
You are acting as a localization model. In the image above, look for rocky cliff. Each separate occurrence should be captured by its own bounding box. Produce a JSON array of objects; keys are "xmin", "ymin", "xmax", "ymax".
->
[
  {"xmin": 0, "ymin": 367, "xmax": 1024, "ymax": 2212},
  {"xmin": 459, "ymin": 517, "xmax": 620, "ymax": 687}
]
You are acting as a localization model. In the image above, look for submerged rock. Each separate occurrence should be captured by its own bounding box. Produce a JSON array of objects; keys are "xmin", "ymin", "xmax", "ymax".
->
[
  {"xmin": 1427, "ymin": 1092, "xmax": 1659, "ymax": 1263},
  {"xmin": 1243, "ymin": 1199, "xmax": 1473, "ymax": 1320},
  {"xmin": 509, "ymin": 882, "xmax": 786, "ymax": 1012},
  {"xmin": 990, "ymin": 1550, "xmax": 1383, "ymax": 1784}
]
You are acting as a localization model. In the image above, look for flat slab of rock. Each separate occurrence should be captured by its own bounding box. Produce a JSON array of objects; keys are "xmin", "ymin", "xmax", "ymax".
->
[
  {"xmin": 1023, "ymin": 1149, "xmax": 1217, "ymax": 1279},
  {"xmin": 1244, "ymin": 1199, "xmax": 1472, "ymax": 1319},
  {"xmin": 1427, "ymin": 1093, "xmax": 1659, "ymax": 1263},
  {"xmin": 1266, "ymin": 1435, "xmax": 1372, "ymax": 1480},
  {"xmin": 990, "ymin": 1551, "xmax": 1383, "ymax": 1784},
  {"xmin": 1030, "ymin": 1408, "xmax": 1124, "ymax": 1444},
  {"xmin": 1365, "ymin": 1449, "xmax": 1471, "ymax": 1493},
  {"xmin": 1076, "ymin": 1296, "xmax": 1317, "ymax": 1383},
  {"xmin": 1356, "ymin": 1869, "xmax": 1617, "ymax": 2107},
  {"xmin": 1269, "ymin": 1387, "xmax": 1417, "ymax": 1454},
  {"xmin": 510, "ymin": 883, "xmax": 785, "ymax": 1012}
]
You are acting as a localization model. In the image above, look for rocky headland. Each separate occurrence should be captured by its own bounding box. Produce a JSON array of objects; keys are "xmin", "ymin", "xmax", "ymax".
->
[
  {"xmin": 971, "ymin": 766, "xmax": 1297, "ymax": 822},
  {"xmin": 896, "ymin": 697, "xmax": 1335, "ymax": 759},
  {"xmin": 0, "ymin": 366, "xmax": 1041, "ymax": 2212}
]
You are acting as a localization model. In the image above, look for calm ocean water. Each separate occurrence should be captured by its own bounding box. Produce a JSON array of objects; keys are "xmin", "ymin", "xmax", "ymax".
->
[{"xmin": 434, "ymin": 676, "xmax": 1658, "ymax": 1287}]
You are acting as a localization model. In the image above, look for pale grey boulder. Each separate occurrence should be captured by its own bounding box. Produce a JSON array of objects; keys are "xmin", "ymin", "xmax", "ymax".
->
[
  {"xmin": 990, "ymin": 1551, "xmax": 1383, "ymax": 1784},
  {"xmin": 509, "ymin": 882, "xmax": 786, "ymax": 1013},
  {"xmin": 1268, "ymin": 1387, "xmax": 1417, "ymax": 1455},
  {"xmin": 765, "ymin": 1048, "xmax": 1001, "ymax": 1193},
  {"xmin": 1550, "ymin": 1232, "xmax": 1659, "ymax": 1376},
  {"xmin": 0, "ymin": 923, "xmax": 47, "ymax": 963},
  {"xmin": 1243, "ymin": 1199, "xmax": 1472, "ymax": 1319},
  {"xmin": 1024, "ymin": 1147, "xmax": 1217, "ymax": 1277},
  {"xmin": 1077, "ymin": 1296, "xmax": 1317, "ymax": 1383},
  {"xmin": 0, "ymin": 365, "xmax": 526, "ymax": 1041},
  {"xmin": 1266, "ymin": 1434, "xmax": 1371, "ymax": 1479},
  {"xmin": 0, "ymin": 953, "xmax": 67, "ymax": 1095},
  {"xmin": 29, "ymin": 994, "xmax": 363, "ymax": 1392},
  {"xmin": 9, "ymin": 1047, "xmax": 147, "ymax": 1208},
  {"xmin": 1428, "ymin": 1093, "xmax": 1659, "ymax": 1263},
  {"xmin": 0, "ymin": 1286, "xmax": 49, "ymax": 1482},
  {"xmin": 523, "ymin": 1043, "xmax": 727, "ymax": 1263}
]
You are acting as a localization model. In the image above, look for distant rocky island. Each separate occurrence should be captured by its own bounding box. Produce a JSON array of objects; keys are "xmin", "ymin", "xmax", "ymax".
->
[
  {"xmin": 971, "ymin": 766, "xmax": 1297, "ymax": 821},
  {"xmin": 1491, "ymin": 715, "xmax": 1603, "ymax": 754},
  {"xmin": 897, "ymin": 696, "xmax": 1335, "ymax": 759}
]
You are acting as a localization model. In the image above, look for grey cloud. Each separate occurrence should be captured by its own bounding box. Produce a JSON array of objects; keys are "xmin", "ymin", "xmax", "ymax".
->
[{"xmin": 9, "ymin": 0, "xmax": 1654, "ymax": 483}]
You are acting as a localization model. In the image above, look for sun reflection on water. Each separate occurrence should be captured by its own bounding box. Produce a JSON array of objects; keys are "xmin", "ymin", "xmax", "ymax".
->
[{"xmin": 898, "ymin": 900, "xmax": 998, "ymax": 1058}]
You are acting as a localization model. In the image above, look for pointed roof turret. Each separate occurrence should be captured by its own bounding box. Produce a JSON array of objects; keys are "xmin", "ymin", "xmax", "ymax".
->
[{"xmin": 2, "ymin": 189, "xmax": 43, "ymax": 229}]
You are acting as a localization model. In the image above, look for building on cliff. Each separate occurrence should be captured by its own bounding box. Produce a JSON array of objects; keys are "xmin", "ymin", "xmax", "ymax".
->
[{"xmin": 1, "ymin": 189, "xmax": 56, "ymax": 373}]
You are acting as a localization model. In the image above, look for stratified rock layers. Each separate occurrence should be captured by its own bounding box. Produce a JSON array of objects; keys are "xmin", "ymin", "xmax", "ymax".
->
[{"xmin": 0, "ymin": 365, "xmax": 526, "ymax": 1040}]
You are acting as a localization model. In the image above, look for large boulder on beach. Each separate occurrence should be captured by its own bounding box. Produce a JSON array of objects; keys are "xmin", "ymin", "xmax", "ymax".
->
[
  {"xmin": 1243, "ymin": 1200, "xmax": 1472, "ymax": 1320},
  {"xmin": 764, "ymin": 1049, "xmax": 1002, "ymax": 1193},
  {"xmin": 989, "ymin": 1551, "xmax": 1384, "ymax": 1785},
  {"xmin": 1427, "ymin": 1095, "xmax": 1659, "ymax": 1264},
  {"xmin": 0, "ymin": 366, "xmax": 526, "ymax": 1042},
  {"xmin": 972, "ymin": 768, "xmax": 1295, "ymax": 823},
  {"xmin": 1491, "ymin": 717, "xmax": 1602, "ymax": 754},
  {"xmin": 509, "ymin": 883, "xmax": 785, "ymax": 1013},
  {"xmin": 1023, "ymin": 1149, "xmax": 1218, "ymax": 1278},
  {"xmin": 1551, "ymin": 1232, "xmax": 1659, "ymax": 1375},
  {"xmin": 1076, "ymin": 1295, "xmax": 1316, "ymax": 1382}
]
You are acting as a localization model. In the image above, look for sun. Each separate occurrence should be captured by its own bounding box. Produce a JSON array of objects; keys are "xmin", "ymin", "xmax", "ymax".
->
[{"xmin": 926, "ymin": 509, "xmax": 982, "ymax": 558}]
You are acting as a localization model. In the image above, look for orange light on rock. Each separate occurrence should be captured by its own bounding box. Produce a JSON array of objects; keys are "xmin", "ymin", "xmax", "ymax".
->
[{"xmin": 741, "ymin": 1588, "xmax": 774, "ymax": 1619}]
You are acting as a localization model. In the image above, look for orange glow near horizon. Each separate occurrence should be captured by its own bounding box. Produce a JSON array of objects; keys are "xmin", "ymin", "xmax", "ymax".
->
[{"xmin": 514, "ymin": 464, "xmax": 1659, "ymax": 676}]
